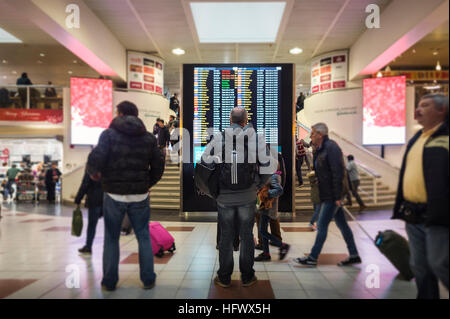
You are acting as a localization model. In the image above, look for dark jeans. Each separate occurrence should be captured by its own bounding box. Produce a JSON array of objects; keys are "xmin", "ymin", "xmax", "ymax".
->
[
  {"xmin": 102, "ymin": 194, "xmax": 156, "ymax": 289},
  {"xmin": 258, "ymin": 214, "xmax": 283, "ymax": 254},
  {"xmin": 255, "ymin": 213, "xmax": 282, "ymax": 245},
  {"xmin": 4, "ymin": 180, "xmax": 14, "ymax": 198},
  {"xmin": 217, "ymin": 222, "xmax": 239, "ymax": 249},
  {"xmin": 310, "ymin": 203, "xmax": 321, "ymax": 225},
  {"xmin": 346, "ymin": 180, "xmax": 365, "ymax": 207},
  {"xmin": 310, "ymin": 201, "xmax": 359, "ymax": 260},
  {"xmin": 217, "ymin": 201, "xmax": 256, "ymax": 283},
  {"xmin": 296, "ymin": 157, "xmax": 304, "ymax": 185},
  {"xmin": 406, "ymin": 223, "xmax": 449, "ymax": 299},
  {"xmin": 46, "ymin": 183, "xmax": 56, "ymax": 201},
  {"xmin": 85, "ymin": 206, "xmax": 102, "ymax": 250}
]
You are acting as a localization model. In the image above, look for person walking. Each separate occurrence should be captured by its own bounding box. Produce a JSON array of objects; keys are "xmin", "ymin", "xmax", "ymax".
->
[
  {"xmin": 345, "ymin": 155, "xmax": 367, "ymax": 212},
  {"xmin": 295, "ymin": 137, "xmax": 311, "ymax": 188},
  {"xmin": 5, "ymin": 164, "xmax": 20, "ymax": 200},
  {"xmin": 392, "ymin": 94, "xmax": 448, "ymax": 299},
  {"xmin": 86, "ymin": 101, "xmax": 164, "ymax": 291},
  {"xmin": 307, "ymin": 170, "xmax": 321, "ymax": 231},
  {"xmin": 156, "ymin": 119, "xmax": 170, "ymax": 159},
  {"xmin": 293, "ymin": 123, "xmax": 361, "ymax": 267},
  {"xmin": 75, "ymin": 170, "xmax": 104, "ymax": 255},
  {"xmin": 255, "ymin": 163, "xmax": 290, "ymax": 262},
  {"xmin": 45, "ymin": 162, "xmax": 61, "ymax": 203},
  {"xmin": 202, "ymin": 107, "xmax": 274, "ymax": 288}
]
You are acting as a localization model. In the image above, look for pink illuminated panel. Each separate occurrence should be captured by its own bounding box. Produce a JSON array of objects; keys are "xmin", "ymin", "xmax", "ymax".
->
[
  {"xmin": 70, "ymin": 77, "xmax": 113, "ymax": 145},
  {"xmin": 363, "ymin": 76, "xmax": 406, "ymax": 145}
]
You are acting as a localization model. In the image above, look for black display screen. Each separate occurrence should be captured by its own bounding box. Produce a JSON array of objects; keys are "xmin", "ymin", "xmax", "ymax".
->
[{"xmin": 182, "ymin": 64, "xmax": 294, "ymax": 212}]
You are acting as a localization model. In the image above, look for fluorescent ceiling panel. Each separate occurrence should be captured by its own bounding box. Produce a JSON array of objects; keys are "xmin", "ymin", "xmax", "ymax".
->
[
  {"xmin": 190, "ymin": 2, "xmax": 286, "ymax": 43},
  {"xmin": 0, "ymin": 28, "xmax": 22, "ymax": 43}
]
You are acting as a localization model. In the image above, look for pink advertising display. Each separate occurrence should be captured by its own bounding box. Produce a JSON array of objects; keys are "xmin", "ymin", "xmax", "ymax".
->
[
  {"xmin": 70, "ymin": 77, "xmax": 113, "ymax": 145},
  {"xmin": 363, "ymin": 76, "xmax": 406, "ymax": 145}
]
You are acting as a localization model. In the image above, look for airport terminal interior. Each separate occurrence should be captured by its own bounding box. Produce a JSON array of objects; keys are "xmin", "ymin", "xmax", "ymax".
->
[{"xmin": 0, "ymin": 0, "xmax": 449, "ymax": 301}]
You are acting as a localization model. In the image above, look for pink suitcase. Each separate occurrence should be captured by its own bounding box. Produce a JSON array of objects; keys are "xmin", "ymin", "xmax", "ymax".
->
[{"xmin": 149, "ymin": 222, "xmax": 176, "ymax": 257}]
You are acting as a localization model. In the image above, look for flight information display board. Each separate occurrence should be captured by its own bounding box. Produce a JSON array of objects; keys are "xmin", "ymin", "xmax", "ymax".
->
[
  {"xmin": 192, "ymin": 66, "xmax": 281, "ymax": 164},
  {"xmin": 182, "ymin": 64, "xmax": 294, "ymax": 213}
]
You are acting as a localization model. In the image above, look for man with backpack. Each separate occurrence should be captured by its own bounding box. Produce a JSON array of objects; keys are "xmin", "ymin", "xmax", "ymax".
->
[{"xmin": 203, "ymin": 107, "xmax": 274, "ymax": 288}]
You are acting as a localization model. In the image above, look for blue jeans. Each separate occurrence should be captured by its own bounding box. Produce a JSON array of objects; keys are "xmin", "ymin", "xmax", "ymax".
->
[
  {"xmin": 406, "ymin": 223, "xmax": 449, "ymax": 299},
  {"xmin": 102, "ymin": 194, "xmax": 156, "ymax": 288},
  {"xmin": 310, "ymin": 201, "xmax": 359, "ymax": 260},
  {"xmin": 259, "ymin": 214, "xmax": 283, "ymax": 254},
  {"xmin": 310, "ymin": 203, "xmax": 321, "ymax": 225},
  {"xmin": 85, "ymin": 206, "xmax": 102, "ymax": 250},
  {"xmin": 217, "ymin": 201, "xmax": 256, "ymax": 283}
]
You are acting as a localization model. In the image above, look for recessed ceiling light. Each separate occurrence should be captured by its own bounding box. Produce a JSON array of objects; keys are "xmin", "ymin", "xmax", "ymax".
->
[
  {"xmin": 68, "ymin": 71, "xmax": 73, "ymax": 74},
  {"xmin": 376, "ymin": 71, "xmax": 383, "ymax": 78},
  {"xmin": 2, "ymin": 60, "xmax": 7, "ymax": 64},
  {"xmin": 0, "ymin": 27, "xmax": 22, "ymax": 43},
  {"xmin": 412, "ymin": 49, "xmax": 416, "ymax": 54},
  {"xmin": 12, "ymin": 70, "xmax": 17, "ymax": 74},
  {"xmin": 40, "ymin": 53, "xmax": 45, "ymax": 57},
  {"xmin": 433, "ymin": 51, "xmax": 439, "ymax": 56},
  {"xmin": 289, "ymin": 47, "xmax": 303, "ymax": 55},
  {"xmin": 190, "ymin": 2, "xmax": 286, "ymax": 43},
  {"xmin": 436, "ymin": 61, "xmax": 442, "ymax": 71},
  {"xmin": 73, "ymin": 60, "xmax": 78, "ymax": 64},
  {"xmin": 172, "ymin": 48, "xmax": 185, "ymax": 55},
  {"xmin": 2, "ymin": 76, "xmax": 6, "ymax": 79}
]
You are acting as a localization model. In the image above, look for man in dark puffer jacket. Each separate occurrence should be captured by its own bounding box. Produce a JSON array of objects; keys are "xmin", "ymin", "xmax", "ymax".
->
[{"xmin": 87, "ymin": 101, "xmax": 164, "ymax": 291}]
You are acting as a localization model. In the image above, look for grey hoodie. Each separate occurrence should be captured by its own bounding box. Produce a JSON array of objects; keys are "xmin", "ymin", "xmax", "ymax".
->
[{"xmin": 204, "ymin": 123, "xmax": 274, "ymax": 206}]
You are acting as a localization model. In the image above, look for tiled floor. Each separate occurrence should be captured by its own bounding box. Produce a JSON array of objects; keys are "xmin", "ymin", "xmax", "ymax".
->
[{"xmin": 0, "ymin": 204, "xmax": 448, "ymax": 299}]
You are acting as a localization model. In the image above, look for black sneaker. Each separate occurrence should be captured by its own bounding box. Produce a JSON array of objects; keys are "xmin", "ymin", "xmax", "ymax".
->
[
  {"xmin": 293, "ymin": 256, "xmax": 317, "ymax": 266},
  {"xmin": 255, "ymin": 253, "xmax": 271, "ymax": 262},
  {"xmin": 214, "ymin": 276, "xmax": 231, "ymax": 288},
  {"xmin": 279, "ymin": 244, "xmax": 290, "ymax": 261},
  {"xmin": 78, "ymin": 246, "xmax": 92, "ymax": 255},
  {"xmin": 255, "ymin": 243, "xmax": 263, "ymax": 250},
  {"xmin": 101, "ymin": 284, "xmax": 116, "ymax": 292},
  {"xmin": 337, "ymin": 255, "xmax": 362, "ymax": 266},
  {"xmin": 242, "ymin": 276, "xmax": 258, "ymax": 287},
  {"xmin": 143, "ymin": 281, "xmax": 156, "ymax": 290}
]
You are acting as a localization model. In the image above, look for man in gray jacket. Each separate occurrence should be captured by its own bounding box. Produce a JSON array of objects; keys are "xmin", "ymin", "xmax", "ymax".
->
[
  {"xmin": 203, "ymin": 107, "xmax": 274, "ymax": 288},
  {"xmin": 345, "ymin": 155, "xmax": 367, "ymax": 212}
]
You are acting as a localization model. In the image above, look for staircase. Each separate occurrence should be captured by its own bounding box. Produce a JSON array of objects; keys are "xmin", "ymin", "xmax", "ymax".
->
[
  {"xmin": 150, "ymin": 157, "xmax": 181, "ymax": 211},
  {"xmin": 295, "ymin": 164, "xmax": 396, "ymax": 212}
]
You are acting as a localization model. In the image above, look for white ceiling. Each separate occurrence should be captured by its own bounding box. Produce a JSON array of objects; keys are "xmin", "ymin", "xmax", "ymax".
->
[{"xmin": 1, "ymin": 0, "xmax": 447, "ymax": 93}]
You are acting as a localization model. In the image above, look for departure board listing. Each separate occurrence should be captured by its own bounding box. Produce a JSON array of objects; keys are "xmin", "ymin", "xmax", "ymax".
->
[{"xmin": 193, "ymin": 66, "xmax": 282, "ymax": 163}]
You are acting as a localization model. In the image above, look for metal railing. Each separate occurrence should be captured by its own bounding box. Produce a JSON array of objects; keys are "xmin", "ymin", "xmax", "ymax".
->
[
  {"xmin": 296, "ymin": 122, "xmax": 388, "ymax": 204},
  {"xmin": 0, "ymin": 85, "xmax": 64, "ymax": 110}
]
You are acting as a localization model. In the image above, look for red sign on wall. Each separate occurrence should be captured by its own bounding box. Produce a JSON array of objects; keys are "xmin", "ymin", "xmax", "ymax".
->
[{"xmin": 0, "ymin": 109, "xmax": 63, "ymax": 124}]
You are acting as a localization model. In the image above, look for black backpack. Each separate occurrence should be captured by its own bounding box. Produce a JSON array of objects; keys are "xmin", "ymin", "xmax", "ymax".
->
[{"xmin": 219, "ymin": 132, "xmax": 256, "ymax": 191}]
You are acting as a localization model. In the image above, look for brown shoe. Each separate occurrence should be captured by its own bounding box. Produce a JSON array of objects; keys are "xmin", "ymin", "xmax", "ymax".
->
[
  {"xmin": 214, "ymin": 276, "xmax": 231, "ymax": 288},
  {"xmin": 359, "ymin": 205, "xmax": 367, "ymax": 213},
  {"xmin": 242, "ymin": 276, "xmax": 258, "ymax": 287}
]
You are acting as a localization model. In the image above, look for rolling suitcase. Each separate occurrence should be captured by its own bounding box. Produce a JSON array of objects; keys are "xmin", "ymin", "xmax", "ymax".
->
[
  {"xmin": 342, "ymin": 206, "xmax": 414, "ymax": 281},
  {"xmin": 149, "ymin": 222, "xmax": 176, "ymax": 257}
]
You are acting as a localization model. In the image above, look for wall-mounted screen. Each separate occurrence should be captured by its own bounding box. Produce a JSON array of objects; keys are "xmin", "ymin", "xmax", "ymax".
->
[
  {"xmin": 363, "ymin": 76, "xmax": 406, "ymax": 145},
  {"xmin": 70, "ymin": 77, "xmax": 113, "ymax": 145},
  {"xmin": 182, "ymin": 64, "xmax": 294, "ymax": 212}
]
